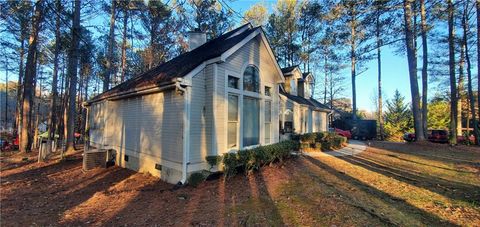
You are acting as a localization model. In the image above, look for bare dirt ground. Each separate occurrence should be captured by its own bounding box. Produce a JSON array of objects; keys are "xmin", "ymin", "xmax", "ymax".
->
[{"xmin": 1, "ymin": 142, "xmax": 479, "ymax": 226}]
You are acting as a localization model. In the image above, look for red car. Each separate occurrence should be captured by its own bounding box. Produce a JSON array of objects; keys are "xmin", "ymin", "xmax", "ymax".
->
[
  {"xmin": 427, "ymin": 130, "xmax": 449, "ymax": 143},
  {"xmin": 334, "ymin": 128, "xmax": 351, "ymax": 139}
]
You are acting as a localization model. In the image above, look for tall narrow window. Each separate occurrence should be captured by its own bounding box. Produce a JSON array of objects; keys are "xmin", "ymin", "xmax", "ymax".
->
[
  {"xmin": 243, "ymin": 97, "xmax": 259, "ymax": 146},
  {"xmin": 228, "ymin": 94, "xmax": 238, "ymax": 148},
  {"xmin": 243, "ymin": 65, "xmax": 260, "ymax": 93},
  {"xmin": 265, "ymin": 101, "xmax": 272, "ymax": 144}
]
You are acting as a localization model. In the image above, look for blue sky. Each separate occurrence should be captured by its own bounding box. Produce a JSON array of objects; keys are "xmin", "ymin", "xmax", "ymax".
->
[
  {"xmin": 0, "ymin": 0, "xmax": 435, "ymax": 113},
  {"xmin": 230, "ymin": 0, "xmax": 413, "ymax": 112}
]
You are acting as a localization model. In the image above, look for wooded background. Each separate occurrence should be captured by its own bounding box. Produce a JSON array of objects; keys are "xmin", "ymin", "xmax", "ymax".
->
[{"xmin": 0, "ymin": 0, "xmax": 479, "ymax": 155}]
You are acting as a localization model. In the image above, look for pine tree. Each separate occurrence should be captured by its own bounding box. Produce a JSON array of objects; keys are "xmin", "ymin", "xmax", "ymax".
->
[{"xmin": 384, "ymin": 90, "xmax": 413, "ymax": 141}]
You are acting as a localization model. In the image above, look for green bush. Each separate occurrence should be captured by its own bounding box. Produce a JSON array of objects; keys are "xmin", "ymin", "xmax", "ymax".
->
[
  {"xmin": 222, "ymin": 140, "xmax": 299, "ymax": 178},
  {"xmin": 223, "ymin": 152, "xmax": 240, "ymax": 177},
  {"xmin": 300, "ymin": 133, "xmax": 316, "ymax": 144},
  {"xmin": 314, "ymin": 132, "xmax": 327, "ymax": 142},
  {"xmin": 290, "ymin": 134, "xmax": 301, "ymax": 141},
  {"xmin": 205, "ymin": 155, "xmax": 222, "ymax": 169},
  {"xmin": 188, "ymin": 172, "xmax": 206, "ymax": 187}
]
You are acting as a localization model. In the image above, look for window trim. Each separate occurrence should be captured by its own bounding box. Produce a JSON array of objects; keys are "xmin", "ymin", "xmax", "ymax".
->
[
  {"xmin": 227, "ymin": 93, "xmax": 240, "ymax": 150},
  {"xmin": 224, "ymin": 64, "xmax": 275, "ymax": 152}
]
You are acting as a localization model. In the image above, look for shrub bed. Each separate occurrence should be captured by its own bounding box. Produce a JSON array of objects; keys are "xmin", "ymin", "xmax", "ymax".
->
[
  {"xmin": 296, "ymin": 132, "xmax": 347, "ymax": 152},
  {"xmin": 221, "ymin": 140, "xmax": 300, "ymax": 178}
]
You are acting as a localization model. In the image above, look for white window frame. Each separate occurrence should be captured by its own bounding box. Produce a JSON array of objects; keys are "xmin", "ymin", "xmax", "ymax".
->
[{"xmin": 224, "ymin": 64, "xmax": 274, "ymax": 152}]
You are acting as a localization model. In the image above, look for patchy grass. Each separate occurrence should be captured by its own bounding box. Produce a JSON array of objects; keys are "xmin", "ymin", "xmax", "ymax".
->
[{"xmin": 1, "ymin": 141, "xmax": 479, "ymax": 226}]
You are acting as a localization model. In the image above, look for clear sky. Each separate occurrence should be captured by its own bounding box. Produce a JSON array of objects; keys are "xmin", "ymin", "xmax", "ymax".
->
[
  {"xmin": 1, "ymin": 0, "xmax": 458, "ymax": 113},
  {"xmin": 230, "ymin": 0, "xmax": 413, "ymax": 112}
]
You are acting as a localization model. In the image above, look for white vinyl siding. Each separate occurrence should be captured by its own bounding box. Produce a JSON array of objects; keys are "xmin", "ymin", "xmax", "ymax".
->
[
  {"xmin": 88, "ymin": 91, "xmax": 184, "ymax": 165},
  {"xmin": 216, "ymin": 36, "xmax": 280, "ymax": 153}
]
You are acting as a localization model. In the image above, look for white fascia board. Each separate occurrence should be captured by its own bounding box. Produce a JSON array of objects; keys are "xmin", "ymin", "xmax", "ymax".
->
[{"xmin": 220, "ymin": 29, "xmax": 261, "ymax": 62}]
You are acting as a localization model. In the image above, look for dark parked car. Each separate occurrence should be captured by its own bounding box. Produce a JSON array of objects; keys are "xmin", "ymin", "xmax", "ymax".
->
[
  {"xmin": 427, "ymin": 130, "xmax": 449, "ymax": 143},
  {"xmin": 403, "ymin": 132, "xmax": 416, "ymax": 142},
  {"xmin": 404, "ymin": 129, "xmax": 449, "ymax": 143},
  {"xmin": 351, "ymin": 120, "xmax": 377, "ymax": 140}
]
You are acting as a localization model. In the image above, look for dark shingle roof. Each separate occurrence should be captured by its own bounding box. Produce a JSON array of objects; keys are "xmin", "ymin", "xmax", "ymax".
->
[
  {"xmin": 308, "ymin": 98, "xmax": 331, "ymax": 110},
  {"xmin": 280, "ymin": 65, "xmax": 299, "ymax": 74},
  {"xmin": 302, "ymin": 72, "xmax": 311, "ymax": 80},
  {"xmin": 280, "ymin": 90, "xmax": 330, "ymax": 112},
  {"xmin": 90, "ymin": 23, "xmax": 255, "ymax": 102}
]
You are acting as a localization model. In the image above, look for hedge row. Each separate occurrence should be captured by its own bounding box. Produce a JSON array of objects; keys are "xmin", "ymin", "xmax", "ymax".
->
[
  {"xmin": 294, "ymin": 132, "xmax": 347, "ymax": 151},
  {"xmin": 206, "ymin": 140, "xmax": 300, "ymax": 178}
]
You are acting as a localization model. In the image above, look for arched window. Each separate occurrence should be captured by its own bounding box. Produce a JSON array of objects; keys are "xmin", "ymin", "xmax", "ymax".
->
[{"xmin": 243, "ymin": 65, "xmax": 260, "ymax": 93}]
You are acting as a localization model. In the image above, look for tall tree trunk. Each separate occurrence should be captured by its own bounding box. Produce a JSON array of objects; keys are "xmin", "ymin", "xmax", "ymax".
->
[
  {"xmin": 121, "ymin": 7, "xmax": 128, "ymax": 83},
  {"xmin": 403, "ymin": 0, "xmax": 424, "ymax": 141},
  {"xmin": 458, "ymin": 40, "xmax": 465, "ymax": 136},
  {"xmin": 4, "ymin": 56, "xmax": 8, "ymax": 129},
  {"xmin": 324, "ymin": 55, "xmax": 327, "ymax": 104},
  {"xmin": 466, "ymin": 2, "xmax": 479, "ymax": 145},
  {"xmin": 350, "ymin": 11, "xmax": 357, "ymax": 121},
  {"xmin": 104, "ymin": 0, "xmax": 116, "ymax": 92},
  {"xmin": 376, "ymin": 8, "xmax": 384, "ymax": 140},
  {"xmin": 16, "ymin": 37, "xmax": 25, "ymax": 134},
  {"xmin": 20, "ymin": 0, "xmax": 44, "ymax": 153},
  {"xmin": 47, "ymin": 0, "xmax": 61, "ymax": 149},
  {"xmin": 448, "ymin": 0, "xmax": 458, "ymax": 144},
  {"xmin": 65, "ymin": 0, "xmax": 81, "ymax": 154},
  {"xmin": 420, "ymin": 0, "xmax": 428, "ymax": 137},
  {"xmin": 476, "ymin": 0, "xmax": 480, "ymax": 126}
]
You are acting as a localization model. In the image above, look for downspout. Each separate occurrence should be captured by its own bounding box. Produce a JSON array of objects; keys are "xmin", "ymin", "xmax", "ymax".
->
[{"xmin": 176, "ymin": 78, "xmax": 191, "ymax": 185}]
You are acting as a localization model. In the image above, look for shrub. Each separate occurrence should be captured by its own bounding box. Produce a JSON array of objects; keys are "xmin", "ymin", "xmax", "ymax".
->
[
  {"xmin": 290, "ymin": 134, "xmax": 301, "ymax": 141},
  {"xmin": 205, "ymin": 155, "xmax": 222, "ymax": 170},
  {"xmin": 188, "ymin": 172, "xmax": 206, "ymax": 187},
  {"xmin": 221, "ymin": 140, "xmax": 299, "ymax": 178},
  {"xmin": 300, "ymin": 133, "xmax": 316, "ymax": 144},
  {"xmin": 314, "ymin": 132, "xmax": 327, "ymax": 142},
  {"xmin": 223, "ymin": 152, "xmax": 240, "ymax": 177},
  {"xmin": 321, "ymin": 140, "xmax": 333, "ymax": 150}
]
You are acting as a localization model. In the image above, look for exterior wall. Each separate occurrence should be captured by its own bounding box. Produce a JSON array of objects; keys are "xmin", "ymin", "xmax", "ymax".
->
[
  {"xmin": 88, "ymin": 90, "xmax": 185, "ymax": 184},
  {"xmin": 215, "ymin": 36, "xmax": 281, "ymax": 154},
  {"xmin": 188, "ymin": 67, "xmax": 213, "ymax": 171}
]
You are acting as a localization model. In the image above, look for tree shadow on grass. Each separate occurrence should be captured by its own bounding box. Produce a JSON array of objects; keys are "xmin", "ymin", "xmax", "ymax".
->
[
  {"xmin": 374, "ymin": 152, "xmax": 477, "ymax": 174},
  {"xmin": 338, "ymin": 154, "xmax": 480, "ymax": 205},
  {"xmin": 0, "ymin": 157, "xmax": 134, "ymax": 226},
  {"xmin": 370, "ymin": 142, "xmax": 480, "ymax": 165},
  {"xmin": 97, "ymin": 167, "xmax": 286, "ymax": 226},
  {"xmin": 302, "ymin": 156, "xmax": 459, "ymax": 227}
]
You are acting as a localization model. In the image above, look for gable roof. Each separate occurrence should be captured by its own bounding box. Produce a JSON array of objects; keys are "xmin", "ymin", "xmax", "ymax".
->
[
  {"xmin": 280, "ymin": 90, "xmax": 330, "ymax": 112},
  {"xmin": 90, "ymin": 23, "xmax": 256, "ymax": 103},
  {"xmin": 281, "ymin": 65, "xmax": 299, "ymax": 74},
  {"xmin": 302, "ymin": 72, "xmax": 313, "ymax": 80}
]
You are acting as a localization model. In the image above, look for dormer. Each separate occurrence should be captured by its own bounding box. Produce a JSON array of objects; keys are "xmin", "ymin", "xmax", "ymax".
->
[
  {"xmin": 281, "ymin": 65, "xmax": 302, "ymax": 96},
  {"xmin": 301, "ymin": 72, "xmax": 314, "ymax": 98}
]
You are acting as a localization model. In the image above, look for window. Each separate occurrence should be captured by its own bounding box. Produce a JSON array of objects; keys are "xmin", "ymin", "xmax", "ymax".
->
[
  {"xmin": 228, "ymin": 76, "xmax": 239, "ymax": 89},
  {"xmin": 228, "ymin": 94, "xmax": 239, "ymax": 148},
  {"xmin": 264, "ymin": 86, "xmax": 271, "ymax": 96},
  {"xmin": 243, "ymin": 97, "xmax": 259, "ymax": 146},
  {"xmin": 265, "ymin": 101, "xmax": 272, "ymax": 144},
  {"xmin": 243, "ymin": 65, "xmax": 260, "ymax": 92}
]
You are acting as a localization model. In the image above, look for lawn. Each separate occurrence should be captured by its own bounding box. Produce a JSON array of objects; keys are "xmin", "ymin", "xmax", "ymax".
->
[{"xmin": 1, "ymin": 141, "xmax": 479, "ymax": 226}]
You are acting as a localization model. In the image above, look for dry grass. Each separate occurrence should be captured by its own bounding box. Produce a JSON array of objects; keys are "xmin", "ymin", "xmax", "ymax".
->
[{"xmin": 1, "ymin": 141, "xmax": 479, "ymax": 226}]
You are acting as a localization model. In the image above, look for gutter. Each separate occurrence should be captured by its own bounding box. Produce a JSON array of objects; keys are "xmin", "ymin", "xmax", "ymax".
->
[
  {"xmin": 85, "ymin": 80, "xmax": 177, "ymax": 105},
  {"xmin": 176, "ymin": 78, "xmax": 192, "ymax": 185}
]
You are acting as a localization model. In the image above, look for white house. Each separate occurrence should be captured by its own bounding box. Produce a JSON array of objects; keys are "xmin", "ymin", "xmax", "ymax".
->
[
  {"xmin": 279, "ymin": 66, "xmax": 331, "ymax": 139},
  {"xmin": 85, "ymin": 24, "xmax": 330, "ymax": 184}
]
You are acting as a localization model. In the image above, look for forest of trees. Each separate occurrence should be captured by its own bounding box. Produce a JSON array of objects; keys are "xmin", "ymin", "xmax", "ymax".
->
[{"xmin": 0, "ymin": 0, "xmax": 479, "ymax": 157}]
